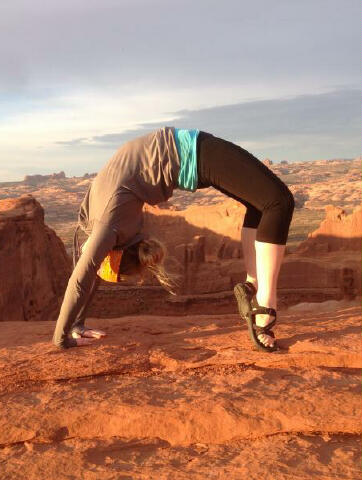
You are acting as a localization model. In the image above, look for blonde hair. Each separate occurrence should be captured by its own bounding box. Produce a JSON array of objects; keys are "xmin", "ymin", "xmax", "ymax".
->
[{"xmin": 138, "ymin": 238, "xmax": 179, "ymax": 295}]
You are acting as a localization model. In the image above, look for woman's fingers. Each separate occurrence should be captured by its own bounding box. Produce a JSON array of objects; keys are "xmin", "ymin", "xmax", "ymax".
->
[
  {"xmin": 83, "ymin": 329, "xmax": 106, "ymax": 338},
  {"xmin": 72, "ymin": 329, "xmax": 107, "ymax": 339},
  {"xmin": 71, "ymin": 331, "xmax": 106, "ymax": 346},
  {"xmin": 74, "ymin": 337, "xmax": 97, "ymax": 347}
]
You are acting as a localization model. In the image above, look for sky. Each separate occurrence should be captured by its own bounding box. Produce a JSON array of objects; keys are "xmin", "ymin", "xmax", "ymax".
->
[{"xmin": 0, "ymin": 0, "xmax": 361, "ymax": 181}]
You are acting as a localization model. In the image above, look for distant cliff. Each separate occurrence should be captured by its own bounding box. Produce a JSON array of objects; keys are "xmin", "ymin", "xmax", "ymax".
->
[{"xmin": 23, "ymin": 171, "xmax": 66, "ymax": 185}]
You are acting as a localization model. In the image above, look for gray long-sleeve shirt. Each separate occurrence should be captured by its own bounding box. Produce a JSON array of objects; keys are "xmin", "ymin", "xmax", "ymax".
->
[
  {"xmin": 78, "ymin": 126, "xmax": 180, "ymax": 236},
  {"xmin": 53, "ymin": 126, "xmax": 181, "ymax": 348}
]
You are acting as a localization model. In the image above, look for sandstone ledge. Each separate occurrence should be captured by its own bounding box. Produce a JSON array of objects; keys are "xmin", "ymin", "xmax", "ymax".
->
[{"xmin": 0, "ymin": 305, "xmax": 360, "ymax": 479}]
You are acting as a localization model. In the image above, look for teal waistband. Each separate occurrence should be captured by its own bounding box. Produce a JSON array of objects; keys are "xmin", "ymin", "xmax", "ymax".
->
[{"xmin": 174, "ymin": 128, "xmax": 200, "ymax": 192}]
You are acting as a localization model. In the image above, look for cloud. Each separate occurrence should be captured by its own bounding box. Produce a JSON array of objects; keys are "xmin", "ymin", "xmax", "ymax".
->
[
  {"xmin": 171, "ymin": 88, "xmax": 362, "ymax": 139},
  {"xmin": 53, "ymin": 126, "xmax": 160, "ymax": 148},
  {"xmin": 0, "ymin": 0, "xmax": 360, "ymax": 94},
  {"xmin": 57, "ymin": 88, "xmax": 361, "ymax": 155},
  {"xmin": 55, "ymin": 137, "xmax": 88, "ymax": 146}
]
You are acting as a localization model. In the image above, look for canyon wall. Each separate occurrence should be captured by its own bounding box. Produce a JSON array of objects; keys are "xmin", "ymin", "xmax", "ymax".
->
[{"xmin": 0, "ymin": 195, "xmax": 71, "ymax": 322}]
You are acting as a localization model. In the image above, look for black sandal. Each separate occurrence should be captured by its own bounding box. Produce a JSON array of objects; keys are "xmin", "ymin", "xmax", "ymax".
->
[
  {"xmin": 233, "ymin": 281, "xmax": 257, "ymax": 318},
  {"xmin": 250, "ymin": 295, "xmax": 279, "ymax": 352},
  {"xmin": 234, "ymin": 282, "xmax": 279, "ymax": 353}
]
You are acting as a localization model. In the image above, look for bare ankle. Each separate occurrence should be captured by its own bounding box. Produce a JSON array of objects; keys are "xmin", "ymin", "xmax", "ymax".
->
[
  {"xmin": 256, "ymin": 291, "xmax": 276, "ymax": 309},
  {"xmin": 246, "ymin": 278, "xmax": 258, "ymax": 290}
]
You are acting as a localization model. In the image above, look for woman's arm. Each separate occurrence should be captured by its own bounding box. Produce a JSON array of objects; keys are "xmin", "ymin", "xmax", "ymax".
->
[{"xmin": 52, "ymin": 221, "xmax": 117, "ymax": 348}]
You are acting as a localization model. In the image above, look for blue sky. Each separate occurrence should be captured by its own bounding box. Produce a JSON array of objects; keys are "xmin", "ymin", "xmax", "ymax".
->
[{"xmin": 0, "ymin": 0, "xmax": 361, "ymax": 181}]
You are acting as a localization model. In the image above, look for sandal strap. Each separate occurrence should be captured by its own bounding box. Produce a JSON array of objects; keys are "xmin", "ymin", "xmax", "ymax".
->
[
  {"xmin": 251, "ymin": 306, "xmax": 276, "ymax": 317},
  {"xmin": 244, "ymin": 281, "xmax": 257, "ymax": 297},
  {"xmin": 254, "ymin": 319, "xmax": 276, "ymax": 335},
  {"xmin": 251, "ymin": 304, "xmax": 277, "ymax": 335}
]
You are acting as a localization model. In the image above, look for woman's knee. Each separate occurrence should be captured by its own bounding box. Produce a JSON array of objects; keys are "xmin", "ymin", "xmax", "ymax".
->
[
  {"xmin": 281, "ymin": 187, "xmax": 295, "ymax": 214},
  {"xmin": 256, "ymin": 186, "xmax": 294, "ymax": 244},
  {"xmin": 264, "ymin": 186, "xmax": 295, "ymax": 220}
]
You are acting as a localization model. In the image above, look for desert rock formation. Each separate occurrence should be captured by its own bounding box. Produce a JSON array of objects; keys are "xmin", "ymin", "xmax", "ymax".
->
[
  {"xmin": 143, "ymin": 198, "xmax": 244, "ymax": 259},
  {"xmin": 0, "ymin": 195, "xmax": 71, "ymax": 322},
  {"xmin": 296, "ymin": 204, "xmax": 362, "ymax": 253},
  {"xmin": 278, "ymin": 204, "xmax": 362, "ymax": 302},
  {"xmin": 0, "ymin": 157, "xmax": 360, "ymax": 255},
  {"xmin": 23, "ymin": 171, "xmax": 66, "ymax": 186}
]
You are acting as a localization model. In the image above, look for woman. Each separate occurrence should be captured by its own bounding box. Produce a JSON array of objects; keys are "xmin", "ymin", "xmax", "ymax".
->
[{"xmin": 52, "ymin": 127, "xmax": 294, "ymax": 352}]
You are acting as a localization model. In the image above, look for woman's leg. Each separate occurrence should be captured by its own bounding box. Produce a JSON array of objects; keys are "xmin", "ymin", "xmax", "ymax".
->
[
  {"xmin": 197, "ymin": 131, "xmax": 261, "ymax": 292},
  {"xmin": 254, "ymin": 241, "xmax": 285, "ymax": 346},
  {"xmin": 242, "ymin": 211, "xmax": 284, "ymax": 347},
  {"xmin": 242, "ymin": 227, "xmax": 258, "ymax": 290},
  {"xmin": 197, "ymin": 132, "xmax": 295, "ymax": 347}
]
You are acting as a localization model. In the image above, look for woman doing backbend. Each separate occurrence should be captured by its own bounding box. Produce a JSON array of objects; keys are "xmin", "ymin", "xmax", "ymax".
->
[{"xmin": 52, "ymin": 127, "xmax": 295, "ymax": 353}]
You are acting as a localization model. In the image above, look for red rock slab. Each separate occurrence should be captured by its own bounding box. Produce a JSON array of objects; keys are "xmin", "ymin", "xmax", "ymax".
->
[
  {"xmin": 0, "ymin": 307, "xmax": 361, "ymax": 479},
  {"xmin": 0, "ymin": 433, "xmax": 359, "ymax": 480},
  {"xmin": 0, "ymin": 360, "xmax": 360, "ymax": 445},
  {"xmin": 0, "ymin": 307, "xmax": 360, "ymax": 449},
  {"xmin": 0, "ymin": 305, "xmax": 360, "ymax": 391}
]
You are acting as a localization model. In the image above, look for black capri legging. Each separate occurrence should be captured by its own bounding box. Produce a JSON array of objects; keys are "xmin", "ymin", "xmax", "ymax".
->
[{"xmin": 196, "ymin": 131, "xmax": 295, "ymax": 245}]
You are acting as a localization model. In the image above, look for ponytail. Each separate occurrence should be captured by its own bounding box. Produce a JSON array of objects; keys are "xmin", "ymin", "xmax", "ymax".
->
[{"xmin": 138, "ymin": 238, "xmax": 179, "ymax": 295}]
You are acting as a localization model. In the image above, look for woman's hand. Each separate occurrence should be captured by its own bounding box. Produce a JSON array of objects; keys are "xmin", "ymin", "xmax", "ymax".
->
[
  {"xmin": 72, "ymin": 328, "xmax": 106, "ymax": 340},
  {"xmin": 74, "ymin": 337, "xmax": 98, "ymax": 347},
  {"xmin": 72, "ymin": 330, "xmax": 106, "ymax": 346}
]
